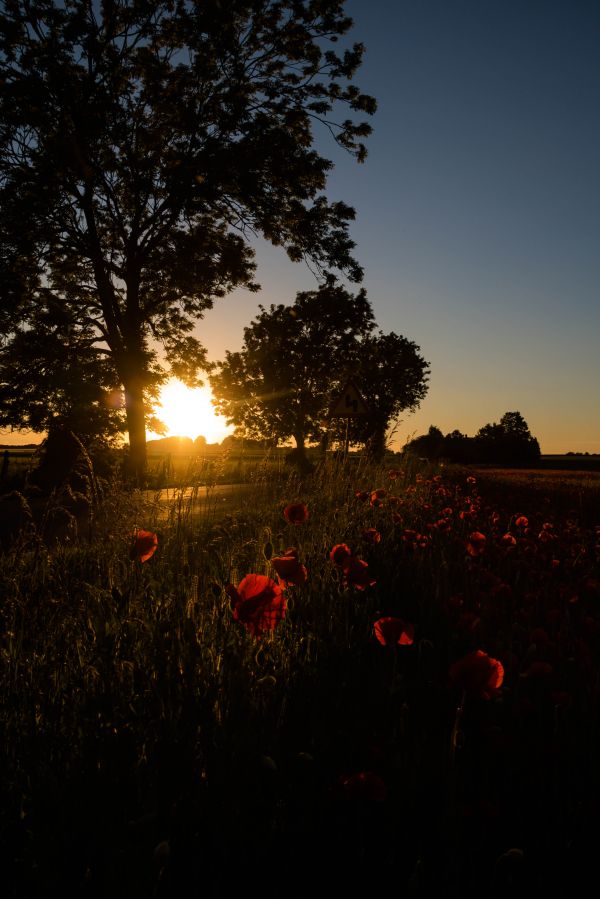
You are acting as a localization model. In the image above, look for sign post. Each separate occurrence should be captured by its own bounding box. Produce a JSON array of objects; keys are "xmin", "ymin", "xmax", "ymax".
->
[{"xmin": 326, "ymin": 380, "xmax": 370, "ymax": 456}]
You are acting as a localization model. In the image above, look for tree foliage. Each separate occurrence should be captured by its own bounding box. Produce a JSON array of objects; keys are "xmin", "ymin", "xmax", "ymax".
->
[
  {"xmin": 405, "ymin": 412, "xmax": 541, "ymax": 464},
  {"xmin": 210, "ymin": 285, "xmax": 429, "ymax": 464},
  {"xmin": 343, "ymin": 331, "xmax": 430, "ymax": 458},
  {"xmin": 0, "ymin": 0, "xmax": 375, "ymax": 478}
]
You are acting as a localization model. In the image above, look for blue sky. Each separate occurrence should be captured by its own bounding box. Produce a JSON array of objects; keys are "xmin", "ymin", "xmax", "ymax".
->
[{"xmin": 201, "ymin": 0, "xmax": 600, "ymax": 453}]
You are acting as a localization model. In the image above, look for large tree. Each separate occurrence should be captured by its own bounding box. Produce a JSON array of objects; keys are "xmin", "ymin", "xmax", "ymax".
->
[
  {"xmin": 0, "ymin": 0, "xmax": 375, "ymax": 479},
  {"xmin": 344, "ymin": 330, "xmax": 429, "ymax": 458},
  {"xmin": 210, "ymin": 283, "xmax": 375, "ymax": 468},
  {"xmin": 476, "ymin": 411, "xmax": 540, "ymax": 463},
  {"xmin": 210, "ymin": 285, "xmax": 429, "ymax": 465}
]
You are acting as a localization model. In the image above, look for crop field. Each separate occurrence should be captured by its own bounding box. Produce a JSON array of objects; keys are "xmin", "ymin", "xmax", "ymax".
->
[{"xmin": 1, "ymin": 458, "xmax": 599, "ymax": 896}]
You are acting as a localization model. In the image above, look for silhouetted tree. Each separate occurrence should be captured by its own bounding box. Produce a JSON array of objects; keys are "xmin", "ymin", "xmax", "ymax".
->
[
  {"xmin": 210, "ymin": 284, "xmax": 375, "ymax": 470},
  {"xmin": 406, "ymin": 412, "xmax": 541, "ymax": 464},
  {"xmin": 476, "ymin": 411, "xmax": 540, "ymax": 463},
  {"xmin": 211, "ymin": 285, "xmax": 428, "ymax": 467},
  {"xmin": 344, "ymin": 331, "xmax": 429, "ymax": 459},
  {"xmin": 0, "ymin": 298, "xmax": 124, "ymax": 442},
  {"xmin": 0, "ymin": 0, "xmax": 375, "ymax": 480},
  {"xmin": 403, "ymin": 425, "xmax": 445, "ymax": 460}
]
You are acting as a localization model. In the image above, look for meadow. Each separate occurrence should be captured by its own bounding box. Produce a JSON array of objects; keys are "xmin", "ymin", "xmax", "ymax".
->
[{"xmin": 1, "ymin": 457, "xmax": 599, "ymax": 897}]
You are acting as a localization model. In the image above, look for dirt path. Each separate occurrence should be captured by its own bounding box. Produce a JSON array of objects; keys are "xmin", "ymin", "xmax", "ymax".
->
[{"xmin": 0, "ymin": 483, "xmax": 259, "ymax": 549}]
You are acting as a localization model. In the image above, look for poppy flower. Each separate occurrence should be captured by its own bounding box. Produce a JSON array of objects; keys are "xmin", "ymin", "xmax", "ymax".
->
[
  {"xmin": 362, "ymin": 527, "xmax": 381, "ymax": 545},
  {"xmin": 515, "ymin": 516, "xmax": 529, "ymax": 529},
  {"xmin": 226, "ymin": 574, "xmax": 287, "ymax": 637},
  {"xmin": 355, "ymin": 490, "xmax": 369, "ymax": 502},
  {"xmin": 449, "ymin": 649, "xmax": 504, "ymax": 699},
  {"xmin": 340, "ymin": 771, "xmax": 387, "ymax": 802},
  {"xmin": 466, "ymin": 531, "xmax": 486, "ymax": 556},
  {"xmin": 330, "ymin": 543, "xmax": 353, "ymax": 567},
  {"xmin": 130, "ymin": 529, "xmax": 158, "ymax": 563},
  {"xmin": 283, "ymin": 502, "xmax": 309, "ymax": 524},
  {"xmin": 272, "ymin": 548, "xmax": 308, "ymax": 587},
  {"xmin": 342, "ymin": 556, "xmax": 376, "ymax": 590},
  {"xmin": 374, "ymin": 616, "xmax": 414, "ymax": 646}
]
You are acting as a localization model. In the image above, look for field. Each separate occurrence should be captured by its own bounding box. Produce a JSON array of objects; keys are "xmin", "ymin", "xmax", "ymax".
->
[{"xmin": 1, "ymin": 459, "xmax": 599, "ymax": 896}]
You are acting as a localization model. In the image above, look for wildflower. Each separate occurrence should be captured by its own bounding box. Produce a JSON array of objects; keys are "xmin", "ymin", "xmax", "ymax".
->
[
  {"xmin": 283, "ymin": 502, "xmax": 309, "ymax": 525},
  {"xmin": 449, "ymin": 649, "xmax": 504, "ymax": 699},
  {"xmin": 466, "ymin": 476, "xmax": 477, "ymax": 485},
  {"xmin": 330, "ymin": 543, "xmax": 353, "ymax": 567},
  {"xmin": 521, "ymin": 661, "xmax": 553, "ymax": 678},
  {"xmin": 370, "ymin": 488, "xmax": 387, "ymax": 507},
  {"xmin": 466, "ymin": 531, "xmax": 486, "ymax": 556},
  {"xmin": 362, "ymin": 527, "xmax": 381, "ymax": 545},
  {"xmin": 515, "ymin": 516, "xmax": 529, "ymax": 529},
  {"xmin": 226, "ymin": 574, "xmax": 287, "ymax": 637},
  {"xmin": 435, "ymin": 518, "xmax": 452, "ymax": 533},
  {"xmin": 340, "ymin": 771, "xmax": 387, "ymax": 802},
  {"xmin": 342, "ymin": 556, "xmax": 376, "ymax": 590},
  {"xmin": 501, "ymin": 533, "xmax": 517, "ymax": 547},
  {"xmin": 374, "ymin": 616, "xmax": 414, "ymax": 646},
  {"xmin": 355, "ymin": 490, "xmax": 369, "ymax": 502},
  {"xmin": 130, "ymin": 529, "xmax": 158, "ymax": 563},
  {"xmin": 271, "ymin": 548, "xmax": 308, "ymax": 587}
]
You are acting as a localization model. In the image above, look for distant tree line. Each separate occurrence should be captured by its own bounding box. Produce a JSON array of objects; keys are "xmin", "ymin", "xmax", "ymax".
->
[{"xmin": 404, "ymin": 412, "xmax": 541, "ymax": 465}]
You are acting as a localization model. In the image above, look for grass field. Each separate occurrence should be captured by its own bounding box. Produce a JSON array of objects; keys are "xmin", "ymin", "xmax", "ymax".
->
[{"xmin": 1, "ymin": 455, "xmax": 599, "ymax": 895}]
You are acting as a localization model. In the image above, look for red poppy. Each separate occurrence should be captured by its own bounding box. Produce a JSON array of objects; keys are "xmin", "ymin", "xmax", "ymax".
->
[
  {"xmin": 501, "ymin": 533, "xmax": 517, "ymax": 546},
  {"xmin": 226, "ymin": 574, "xmax": 287, "ymax": 637},
  {"xmin": 370, "ymin": 488, "xmax": 386, "ymax": 507},
  {"xmin": 330, "ymin": 543, "xmax": 353, "ymax": 567},
  {"xmin": 355, "ymin": 490, "xmax": 369, "ymax": 502},
  {"xmin": 515, "ymin": 515, "xmax": 529, "ymax": 529},
  {"xmin": 342, "ymin": 556, "xmax": 376, "ymax": 590},
  {"xmin": 283, "ymin": 502, "xmax": 309, "ymax": 524},
  {"xmin": 130, "ymin": 529, "xmax": 158, "ymax": 563},
  {"xmin": 374, "ymin": 616, "xmax": 414, "ymax": 646},
  {"xmin": 449, "ymin": 649, "xmax": 504, "ymax": 699},
  {"xmin": 362, "ymin": 527, "xmax": 381, "ymax": 545},
  {"xmin": 341, "ymin": 771, "xmax": 387, "ymax": 802},
  {"xmin": 271, "ymin": 548, "xmax": 308, "ymax": 587},
  {"xmin": 466, "ymin": 531, "xmax": 486, "ymax": 556}
]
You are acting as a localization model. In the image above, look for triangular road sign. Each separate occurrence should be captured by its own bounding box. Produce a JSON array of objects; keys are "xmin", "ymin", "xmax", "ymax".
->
[{"xmin": 328, "ymin": 380, "xmax": 370, "ymax": 417}]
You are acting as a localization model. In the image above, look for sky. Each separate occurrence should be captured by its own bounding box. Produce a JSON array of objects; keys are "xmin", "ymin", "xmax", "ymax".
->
[
  {"xmin": 2, "ymin": 1, "xmax": 598, "ymax": 452},
  {"xmin": 197, "ymin": 0, "xmax": 600, "ymax": 454}
]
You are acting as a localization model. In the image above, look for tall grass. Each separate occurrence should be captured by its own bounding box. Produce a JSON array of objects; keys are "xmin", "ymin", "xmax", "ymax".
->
[{"xmin": 1, "ymin": 457, "xmax": 599, "ymax": 896}]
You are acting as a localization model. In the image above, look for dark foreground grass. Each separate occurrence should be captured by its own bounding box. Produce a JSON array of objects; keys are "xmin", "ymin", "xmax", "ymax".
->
[{"xmin": 1, "ymin": 459, "xmax": 599, "ymax": 897}]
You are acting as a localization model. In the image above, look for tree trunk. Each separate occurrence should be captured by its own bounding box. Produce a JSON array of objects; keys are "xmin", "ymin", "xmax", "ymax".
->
[
  {"xmin": 123, "ymin": 375, "xmax": 147, "ymax": 483},
  {"xmin": 290, "ymin": 432, "xmax": 314, "ymax": 474}
]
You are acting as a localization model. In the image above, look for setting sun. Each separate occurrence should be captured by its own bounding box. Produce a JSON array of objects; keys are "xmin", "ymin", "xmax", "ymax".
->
[{"xmin": 149, "ymin": 380, "xmax": 234, "ymax": 445}]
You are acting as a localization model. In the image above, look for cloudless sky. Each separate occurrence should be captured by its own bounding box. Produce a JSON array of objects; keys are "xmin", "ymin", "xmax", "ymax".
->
[
  {"xmin": 2, "ymin": 1, "xmax": 597, "ymax": 452},
  {"xmin": 200, "ymin": 0, "xmax": 600, "ymax": 453}
]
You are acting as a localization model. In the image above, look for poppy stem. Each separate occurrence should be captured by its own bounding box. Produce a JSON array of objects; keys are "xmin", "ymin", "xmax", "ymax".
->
[{"xmin": 449, "ymin": 689, "xmax": 466, "ymax": 768}]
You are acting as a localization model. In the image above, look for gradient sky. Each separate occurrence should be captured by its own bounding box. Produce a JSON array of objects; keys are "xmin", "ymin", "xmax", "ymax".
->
[
  {"xmin": 2, "ymin": 1, "xmax": 598, "ymax": 452},
  {"xmin": 198, "ymin": 0, "xmax": 600, "ymax": 453}
]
